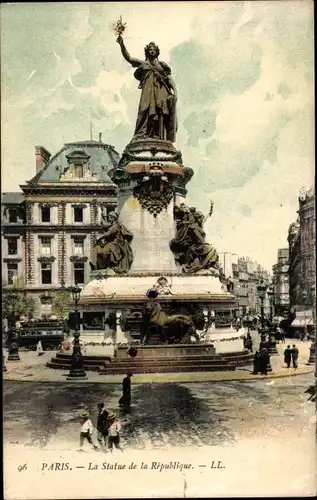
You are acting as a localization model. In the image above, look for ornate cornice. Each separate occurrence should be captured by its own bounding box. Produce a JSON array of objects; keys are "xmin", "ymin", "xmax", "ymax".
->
[
  {"xmin": 3, "ymin": 257, "xmax": 22, "ymax": 262},
  {"xmin": 39, "ymin": 202, "xmax": 59, "ymax": 207},
  {"xmin": 71, "ymin": 203, "xmax": 87, "ymax": 208},
  {"xmin": 70, "ymin": 255, "xmax": 88, "ymax": 262},
  {"xmin": 37, "ymin": 256, "xmax": 56, "ymax": 263}
]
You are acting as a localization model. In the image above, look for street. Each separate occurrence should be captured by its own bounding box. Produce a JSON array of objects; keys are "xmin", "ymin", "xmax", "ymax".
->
[{"xmin": 3, "ymin": 373, "xmax": 315, "ymax": 451}]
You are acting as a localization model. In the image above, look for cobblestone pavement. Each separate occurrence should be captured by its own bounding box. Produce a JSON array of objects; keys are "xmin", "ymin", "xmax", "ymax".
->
[{"xmin": 3, "ymin": 373, "xmax": 315, "ymax": 452}]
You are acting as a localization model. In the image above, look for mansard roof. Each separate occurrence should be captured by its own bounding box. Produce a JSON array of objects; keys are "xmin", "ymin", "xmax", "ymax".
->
[
  {"xmin": 1, "ymin": 192, "xmax": 25, "ymax": 205},
  {"xmin": 25, "ymin": 140, "xmax": 119, "ymax": 186}
]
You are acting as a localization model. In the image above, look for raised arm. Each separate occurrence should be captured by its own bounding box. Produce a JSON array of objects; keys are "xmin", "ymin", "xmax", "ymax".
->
[{"xmin": 117, "ymin": 35, "xmax": 142, "ymax": 68}]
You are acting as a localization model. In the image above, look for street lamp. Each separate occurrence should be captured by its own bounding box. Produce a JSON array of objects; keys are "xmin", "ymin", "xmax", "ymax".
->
[
  {"xmin": 307, "ymin": 284, "xmax": 316, "ymax": 366},
  {"xmin": 66, "ymin": 285, "xmax": 87, "ymax": 380},
  {"xmin": 267, "ymin": 285, "xmax": 275, "ymax": 324},
  {"xmin": 257, "ymin": 280, "xmax": 267, "ymax": 330},
  {"xmin": 302, "ymin": 289, "xmax": 308, "ymax": 340}
]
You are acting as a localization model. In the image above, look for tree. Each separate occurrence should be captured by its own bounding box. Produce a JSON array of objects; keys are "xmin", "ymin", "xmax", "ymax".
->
[
  {"xmin": 52, "ymin": 290, "xmax": 72, "ymax": 320},
  {"xmin": 2, "ymin": 279, "xmax": 35, "ymax": 327}
]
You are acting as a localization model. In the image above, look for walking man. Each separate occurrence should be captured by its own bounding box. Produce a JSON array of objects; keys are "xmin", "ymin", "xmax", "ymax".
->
[
  {"xmin": 79, "ymin": 411, "xmax": 98, "ymax": 450},
  {"xmin": 96, "ymin": 403, "xmax": 109, "ymax": 450},
  {"xmin": 252, "ymin": 351, "xmax": 260, "ymax": 375},
  {"xmin": 108, "ymin": 413, "xmax": 123, "ymax": 452},
  {"xmin": 259, "ymin": 348, "xmax": 269, "ymax": 375},
  {"xmin": 119, "ymin": 373, "xmax": 132, "ymax": 409},
  {"xmin": 284, "ymin": 345, "xmax": 292, "ymax": 368},
  {"xmin": 291, "ymin": 344, "xmax": 299, "ymax": 369}
]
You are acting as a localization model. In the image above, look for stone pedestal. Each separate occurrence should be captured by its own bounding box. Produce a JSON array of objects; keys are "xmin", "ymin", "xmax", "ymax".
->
[{"xmin": 116, "ymin": 343, "xmax": 216, "ymax": 359}]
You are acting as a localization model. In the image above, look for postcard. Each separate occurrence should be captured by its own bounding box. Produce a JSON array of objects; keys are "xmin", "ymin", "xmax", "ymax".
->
[{"xmin": 2, "ymin": 1, "xmax": 316, "ymax": 499}]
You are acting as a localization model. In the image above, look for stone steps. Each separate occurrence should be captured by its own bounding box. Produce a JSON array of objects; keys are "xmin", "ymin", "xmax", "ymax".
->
[{"xmin": 46, "ymin": 349, "xmax": 253, "ymax": 374}]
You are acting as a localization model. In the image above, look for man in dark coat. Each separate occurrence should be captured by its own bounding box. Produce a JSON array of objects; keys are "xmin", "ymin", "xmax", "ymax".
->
[
  {"xmin": 119, "ymin": 373, "xmax": 132, "ymax": 409},
  {"xmin": 259, "ymin": 348, "xmax": 269, "ymax": 375},
  {"xmin": 291, "ymin": 344, "xmax": 299, "ymax": 369},
  {"xmin": 96, "ymin": 403, "xmax": 109, "ymax": 449},
  {"xmin": 252, "ymin": 351, "xmax": 260, "ymax": 374},
  {"xmin": 284, "ymin": 345, "xmax": 292, "ymax": 368}
]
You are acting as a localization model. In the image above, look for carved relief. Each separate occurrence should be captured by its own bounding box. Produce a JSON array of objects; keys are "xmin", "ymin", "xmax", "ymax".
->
[{"xmin": 133, "ymin": 175, "xmax": 174, "ymax": 217}]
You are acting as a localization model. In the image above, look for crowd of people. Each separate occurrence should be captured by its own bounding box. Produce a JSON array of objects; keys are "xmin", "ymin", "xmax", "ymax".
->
[{"xmin": 78, "ymin": 373, "xmax": 132, "ymax": 452}]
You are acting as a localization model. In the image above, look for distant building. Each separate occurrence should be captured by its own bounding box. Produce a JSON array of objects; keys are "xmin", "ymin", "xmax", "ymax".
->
[
  {"xmin": 298, "ymin": 186, "xmax": 315, "ymax": 305},
  {"xmin": 220, "ymin": 253, "xmax": 271, "ymax": 316},
  {"xmin": 288, "ymin": 218, "xmax": 301, "ymax": 307},
  {"xmin": 1, "ymin": 138, "xmax": 118, "ymax": 318},
  {"xmin": 272, "ymin": 248, "xmax": 290, "ymax": 315}
]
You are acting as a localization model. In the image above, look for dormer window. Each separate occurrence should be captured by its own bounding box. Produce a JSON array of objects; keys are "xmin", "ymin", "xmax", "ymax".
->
[
  {"xmin": 74, "ymin": 163, "xmax": 83, "ymax": 178},
  {"xmin": 65, "ymin": 150, "xmax": 91, "ymax": 180}
]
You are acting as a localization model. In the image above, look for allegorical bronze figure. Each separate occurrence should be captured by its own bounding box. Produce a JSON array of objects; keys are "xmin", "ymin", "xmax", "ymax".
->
[
  {"xmin": 170, "ymin": 203, "xmax": 220, "ymax": 274},
  {"xmin": 116, "ymin": 33, "xmax": 178, "ymax": 142},
  {"xmin": 90, "ymin": 211, "xmax": 133, "ymax": 274}
]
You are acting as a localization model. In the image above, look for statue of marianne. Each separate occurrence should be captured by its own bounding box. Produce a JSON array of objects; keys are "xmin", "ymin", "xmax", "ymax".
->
[{"xmin": 117, "ymin": 34, "xmax": 178, "ymax": 142}]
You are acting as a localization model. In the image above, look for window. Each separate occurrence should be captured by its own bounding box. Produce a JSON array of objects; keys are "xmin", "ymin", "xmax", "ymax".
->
[
  {"xmin": 8, "ymin": 209, "xmax": 18, "ymax": 223},
  {"xmin": 74, "ymin": 262, "xmax": 85, "ymax": 284},
  {"xmin": 74, "ymin": 163, "xmax": 84, "ymax": 178},
  {"xmin": 73, "ymin": 237, "xmax": 84, "ymax": 255},
  {"xmin": 41, "ymin": 206, "xmax": 51, "ymax": 223},
  {"xmin": 7, "ymin": 238, "xmax": 18, "ymax": 255},
  {"xmin": 74, "ymin": 206, "xmax": 83, "ymax": 222},
  {"xmin": 40, "ymin": 237, "xmax": 51, "ymax": 255},
  {"xmin": 7, "ymin": 263, "xmax": 18, "ymax": 284},
  {"xmin": 41, "ymin": 263, "xmax": 52, "ymax": 284}
]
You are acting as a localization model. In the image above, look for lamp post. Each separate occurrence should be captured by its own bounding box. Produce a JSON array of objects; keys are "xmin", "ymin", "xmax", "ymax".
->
[
  {"xmin": 307, "ymin": 284, "xmax": 316, "ymax": 366},
  {"xmin": 302, "ymin": 289, "xmax": 308, "ymax": 341},
  {"xmin": 257, "ymin": 280, "xmax": 267, "ymax": 330},
  {"xmin": 267, "ymin": 285, "xmax": 275, "ymax": 324},
  {"xmin": 66, "ymin": 285, "xmax": 87, "ymax": 380}
]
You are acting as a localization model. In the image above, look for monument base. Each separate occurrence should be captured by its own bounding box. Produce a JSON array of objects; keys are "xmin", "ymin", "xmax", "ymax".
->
[{"xmin": 116, "ymin": 343, "xmax": 216, "ymax": 359}]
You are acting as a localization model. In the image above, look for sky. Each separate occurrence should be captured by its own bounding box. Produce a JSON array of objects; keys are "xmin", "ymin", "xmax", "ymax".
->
[{"xmin": 1, "ymin": 1, "xmax": 314, "ymax": 271}]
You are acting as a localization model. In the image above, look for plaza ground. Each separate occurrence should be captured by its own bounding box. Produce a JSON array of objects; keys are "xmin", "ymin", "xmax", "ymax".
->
[
  {"xmin": 3, "ymin": 331, "xmax": 316, "ymax": 498},
  {"xmin": 3, "ymin": 373, "xmax": 316, "ymax": 498},
  {"xmin": 3, "ymin": 332, "xmax": 315, "ymax": 383}
]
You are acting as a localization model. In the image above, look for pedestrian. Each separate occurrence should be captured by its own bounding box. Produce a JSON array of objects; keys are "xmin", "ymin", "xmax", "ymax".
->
[
  {"xmin": 259, "ymin": 348, "xmax": 269, "ymax": 375},
  {"xmin": 291, "ymin": 344, "xmax": 299, "ymax": 369},
  {"xmin": 79, "ymin": 411, "xmax": 98, "ymax": 450},
  {"xmin": 37, "ymin": 340, "xmax": 44, "ymax": 356},
  {"xmin": 280, "ymin": 330, "xmax": 286, "ymax": 343},
  {"xmin": 284, "ymin": 345, "xmax": 292, "ymax": 368},
  {"xmin": 107, "ymin": 413, "xmax": 123, "ymax": 452},
  {"xmin": 96, "ymin": 403, "xmax": 109, "ymax": 450},
  {"xmin": 252, "ymin": 351, "xmax": 260, "ymax": 374},
  {"xmin": 119, "ymin": 373, "xmax": 132, "ymax": 409}
]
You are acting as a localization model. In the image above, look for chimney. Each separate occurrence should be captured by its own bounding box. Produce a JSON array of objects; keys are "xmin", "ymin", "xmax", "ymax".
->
[
  {"xmin": 99, "ymin": 133, "xmax": 102, "ymax": 143},
  {"xmin": 35, "ymin": 146, "xmax": 51, "ymax": 173}
]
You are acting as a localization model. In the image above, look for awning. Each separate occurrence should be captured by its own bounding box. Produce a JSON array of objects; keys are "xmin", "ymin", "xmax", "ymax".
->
[{"xmin": 291, "ymin": 310, "xmax": 314, "ymax": 327}]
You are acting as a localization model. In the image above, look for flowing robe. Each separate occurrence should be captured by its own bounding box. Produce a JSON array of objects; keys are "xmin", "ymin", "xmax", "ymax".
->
[
  {"xmin": 93, "ymin": 222, "xmax": 133, "ymax": 274},
  {"xmin": 133, "ymin": 60, "xmax": 177, "ymax": 141}
]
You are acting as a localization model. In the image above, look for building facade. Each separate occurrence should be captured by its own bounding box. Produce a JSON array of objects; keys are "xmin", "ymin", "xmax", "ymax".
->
[
  {"xmin": 219, "ymin": 252, "xmax": 271, "ymax": 316},
  {"xmin": 2, "ymin": 139, "xmax": 118, "ymax": 318},
  {"xmin": 298, "ymin": 186, "xmax": 315, "ymax": 305},
  {"xmin": 272, "ymin": 248, "xmax": 290, "ymax": 316},
  {"xmin": 288, "ymin": 186, "xmax": 315, "ymax": 309}
]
